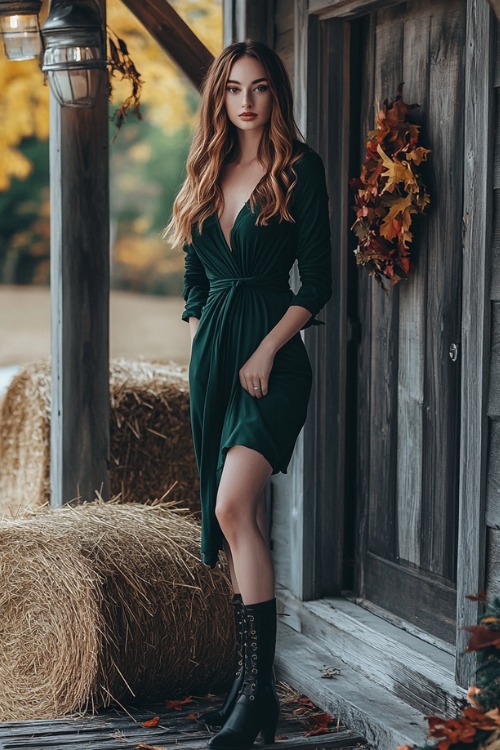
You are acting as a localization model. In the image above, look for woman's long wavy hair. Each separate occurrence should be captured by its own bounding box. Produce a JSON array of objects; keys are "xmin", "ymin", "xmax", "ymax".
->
[{"xmin": 164, "ymin": 40, "xmax": 306, "ymax": 247}]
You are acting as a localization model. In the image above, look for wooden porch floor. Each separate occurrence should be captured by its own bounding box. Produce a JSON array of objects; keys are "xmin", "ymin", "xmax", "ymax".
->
[{"xmin": 0, "ymin": 686, "xmax": 369, "ymax": 750}]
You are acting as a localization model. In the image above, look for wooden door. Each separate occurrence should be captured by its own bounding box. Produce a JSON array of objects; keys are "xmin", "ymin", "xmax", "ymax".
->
[{"xmin": 353, "ymin": 0, "xmax": 465, "ymax": 643}]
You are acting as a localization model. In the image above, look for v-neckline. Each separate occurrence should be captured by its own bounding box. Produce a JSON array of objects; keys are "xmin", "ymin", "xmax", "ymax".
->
[
  {"xmin": 215, "ymin": 201, "xmax": 249, "ymax": 253},
  {"xmin": 216, "ymin": 174, "xmax": 266, "ymax": 253}
]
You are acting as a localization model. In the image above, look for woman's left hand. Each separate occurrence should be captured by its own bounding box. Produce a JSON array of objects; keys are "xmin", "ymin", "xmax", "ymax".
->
[{"xmin": 239, "ymin": 343, "xmax": 275, "ymax": 398}]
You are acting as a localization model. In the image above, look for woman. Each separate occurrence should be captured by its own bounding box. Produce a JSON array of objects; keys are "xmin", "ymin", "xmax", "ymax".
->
[{"xmin": 165, "ymin": 40, "xmax": 332, "ymax": 750}]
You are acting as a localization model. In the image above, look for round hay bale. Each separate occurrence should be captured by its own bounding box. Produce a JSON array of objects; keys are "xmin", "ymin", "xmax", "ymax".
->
[
  {"xmin": 0, "ymin": 502, "xmax": 234, "ymax": 721},
  {"xmin": 0, "ymin": 359, "xmax": 200, "ymax": 517}
]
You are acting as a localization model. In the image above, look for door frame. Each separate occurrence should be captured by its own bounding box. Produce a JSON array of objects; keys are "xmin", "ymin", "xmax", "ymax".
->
[{"xmin": 297, "ymin": 0, "xmax": 493, "ymax": 687}]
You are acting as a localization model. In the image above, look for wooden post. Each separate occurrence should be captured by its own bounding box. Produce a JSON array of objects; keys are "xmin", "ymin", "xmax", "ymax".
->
[
  {"xmin": 223, "ymin": 0, "xmax": 275, "ymax": 45},
  {"xmin": 49, "ymin": 0, "xmax": 110, "ymax": 507}
]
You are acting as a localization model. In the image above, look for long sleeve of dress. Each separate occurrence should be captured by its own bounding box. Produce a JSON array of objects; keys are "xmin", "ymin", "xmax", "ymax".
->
[
  {"xmin": 289, "ymin": 149, "xmax": 333, "ymax": 328},
  {"xmin": 181, "ymin": 242, "xmax": 210, "ymax": 322}
]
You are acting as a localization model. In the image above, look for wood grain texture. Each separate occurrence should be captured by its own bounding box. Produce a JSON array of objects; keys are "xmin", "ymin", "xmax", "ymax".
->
[
  {"xmin": 489, "ymin": 189, "xmax": 500, "ymax": 298},
  {"xmin": 455, "ymin": 0, "xmax": 493, "ymax": 687},
  {"xmin": 395, "ymin": 11, "xmax": 430, "ymax": 568},
  {"xmin": 420, "ymin": 4, "xmax": 464, "ymax": 580},
  {"xmin": 486, "ymin": 419, "xmax": 500, "ymax": 528},
  {"xmin": 488, "ymin": 302, "xmax": 500, "ymax": 417},
  {"xmin": 120, "ymin": 0, "xmax": 213, "ymax": 88},
  {"xmin": 309, "ymin": 0, "xmax": 405, "ymax": 20},
  {"xmin": 275, "ymin": 619, "xmax": 429, "ymax": 749},
  {"xmin": 366, "ymin": 10, "xmax": 403, "ymax": 561},
  {"xmin": 279, "ymin": 591, "xmax": 465, "ymax": 717},
  {"xmin": 50, "ymin": 1, "xmax": 110, "ymax": 508},
  {"xmin": 486, "ymin": 526, "xmax": 500, "ymax": 599}
]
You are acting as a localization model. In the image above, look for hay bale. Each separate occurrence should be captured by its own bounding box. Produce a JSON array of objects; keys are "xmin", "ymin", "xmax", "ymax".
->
[
  {"xmin": 0, "ymin": 502, "xmax": 234, "ymax": 721},
  {"xmin": 0, "ymin": 359, "xmax": 200, "ymax": 516}
]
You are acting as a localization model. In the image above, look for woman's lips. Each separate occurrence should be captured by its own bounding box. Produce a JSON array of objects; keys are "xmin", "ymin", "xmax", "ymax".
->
[{"xmin": 239, "ymin": 113, "xmax": 257, "ymax": 120}]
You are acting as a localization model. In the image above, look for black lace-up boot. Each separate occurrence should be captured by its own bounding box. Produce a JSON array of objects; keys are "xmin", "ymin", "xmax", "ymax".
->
[
  {"xmin": 203, "ymin": 594, "xmax": 246, "ymax": 728},
  {"xmin": 207, "ymin": 598, "xmax": 280, "ymax": 750}
]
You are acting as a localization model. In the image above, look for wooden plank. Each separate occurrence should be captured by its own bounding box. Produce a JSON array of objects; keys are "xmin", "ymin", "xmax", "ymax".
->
[
  {"xmin": 488, "ymin": 303, "xmax": 500, "ymax": 416},
  {"xmin": 486, "ymin": 418, "xmax": 500, "ymax": 528},
  {"xmin": 275, "ymin": 621, "xmax": 429, "ymax": 749},
  {"xmin": 365, "ymin": 10, "xmax": 403, "ymax": 562},
  {"xmin": 486, "ymin": 526, "xmax": 500, "ymax": 599},
  {"xmin": 119, "ymin": 0, "xmax": 213, "ymax": 89},
  {"xmin": 395, "ymin": 11, "xmax": 430, "ymax": 568},
  {"xmin": 353, "ymin": 13, "xmax": 375, "ymax": 598},
  {"xmin": 455, "ymin": 0, "xmax": 493, "ymax": 688},
  {"xmin": 0, "ymin": 695, "xmax": 366, "ymax": 750},
  {"xmin": 275, "ymin": 0, "xmax": 294, "ymax": 74},
  {"xmin": 489, "ymin": 190, "xmax": 500, "ymax": 299},
  {"xmin": 309, "ymin": 0, "xmax": 405, "ymax": 20},
  {"xmin": 50, "ymin": 0, "xmax": 110, "ymax": 508},
  {"xmin": 493, "ymin": 91, "xmax": 500, "ymax": 189},
  {"xmin": 364, "ymin": 552, "xmax": 456, "ymax": 643},
  {"xmin": 420, "ymin": 3, "xmax": 465, "ymax": 581},
  {"xmin": 279, "ymin": 592, "xmax": 465, "ymax": 718}
]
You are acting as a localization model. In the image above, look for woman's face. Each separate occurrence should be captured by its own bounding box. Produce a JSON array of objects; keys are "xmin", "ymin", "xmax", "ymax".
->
[{"xmin": 224, "ymin": 55, "xmax": 273, "ymax": 133}]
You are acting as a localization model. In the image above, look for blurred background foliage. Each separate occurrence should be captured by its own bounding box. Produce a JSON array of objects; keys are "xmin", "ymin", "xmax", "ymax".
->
[{"xmin": 0, "ymin": 0, "xmax": 222, "ymax": 294}]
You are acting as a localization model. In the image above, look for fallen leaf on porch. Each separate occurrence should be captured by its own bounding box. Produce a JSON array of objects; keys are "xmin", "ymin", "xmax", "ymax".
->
[
  {"xmin": 464, "ymin": 625, "xmax": 500, "ymax": 651},
  {"xmin": 303, "ymin": 711, "xmax": 335, "ymax": 736},
  {"xmin": 185, "ymin": 712, "xmax": 199, "ymax": 720},
  {"xmin": 276, "ymin": 735, "xmax": 289, "ymax": 741},
  {"xmin": 297, "ymin": 696, "xmax": 316, "ymax": 708},
  {"xmin": 140, "ymin": 716, "xmax": 160, "ymax": 728},
  {"xmin": 165, "ymin": 696, "xmax": 193, "ymax": 710},
  {"xmin": 134, "ymin": 744, "xmax": 168, "ymax": 750},
  {"xmin": 320, "ymin": 666, "xmax": 341, "ymax": 679}
]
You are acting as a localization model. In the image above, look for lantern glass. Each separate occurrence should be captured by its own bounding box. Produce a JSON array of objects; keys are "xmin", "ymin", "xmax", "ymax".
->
[
  {"xmin": 0, "ymin": 13, "xmax": 41, "ymax": 60},
  {"xmin": 44, "ymin": 45, "xmax": 104, "ymax": 108}
]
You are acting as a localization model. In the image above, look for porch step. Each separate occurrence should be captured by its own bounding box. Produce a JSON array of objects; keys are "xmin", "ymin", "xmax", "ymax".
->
[
  {"xmin": 276, "ymin": 620, "xmax": 429, "ymax": 750},
  {"xmin": 278, "ymin": 593, "xmax": 466, "ymax": 718}
]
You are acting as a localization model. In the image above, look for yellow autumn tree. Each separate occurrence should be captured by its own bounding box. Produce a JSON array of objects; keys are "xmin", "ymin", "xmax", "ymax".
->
[{"xmin": 0, "ymin": 0, "xmax": 222, "ymax": 191}]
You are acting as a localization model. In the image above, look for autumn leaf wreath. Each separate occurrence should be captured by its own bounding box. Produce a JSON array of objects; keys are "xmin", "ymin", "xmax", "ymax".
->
[{"xmin": 351, "ymin": 83, "xmax": 431, "ymax": 289}]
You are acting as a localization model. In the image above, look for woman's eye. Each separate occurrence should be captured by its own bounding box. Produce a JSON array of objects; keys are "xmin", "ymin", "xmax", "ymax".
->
[
  {"xmin": 226, "ymin": 87, "xmax": 240, "ymax": 94},
  {"xmin": 255, "ymin": 85, "xmax": 269, "ymax": 93}
]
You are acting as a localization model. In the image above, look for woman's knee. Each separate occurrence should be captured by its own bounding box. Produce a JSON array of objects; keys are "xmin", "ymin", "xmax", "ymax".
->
[{"xmin": 215, "ymin": 491, "xmax": 243, "ymax": 533}]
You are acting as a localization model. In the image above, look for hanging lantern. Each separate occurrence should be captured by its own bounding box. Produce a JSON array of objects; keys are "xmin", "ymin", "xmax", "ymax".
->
[
  {"xmin": 0, "ymin": 0, "xmax": 42, "ymax": 60},
  {"xmin": 41, "ymin": 0, "xmax": 106, "ymax": 109}
]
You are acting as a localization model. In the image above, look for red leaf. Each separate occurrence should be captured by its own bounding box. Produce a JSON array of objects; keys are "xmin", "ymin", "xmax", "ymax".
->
[
  {"xmin": 466, "ymin": 591, "xmax": 487, "ymax": 602},
  {"xmin": 303, "ymin": 711, "xmax": 334, "ymax": 736},
  {"xmin": 186, "ymin": 712, "xmax": 198, "ymax": 720},
  {"xmin": 464, "ymin": 625, "xmax": 500, "ymax": 651},
  {"xmin": 140, "ymin": 716, "xmax": 160, "ymax": 728},
  {"xmin": 276, "ymin": 735, "xmax": 289, "ymax": 741},
  {"xmin": 165, "ymin": 696, "xmax": 193, "ymax": 710}
]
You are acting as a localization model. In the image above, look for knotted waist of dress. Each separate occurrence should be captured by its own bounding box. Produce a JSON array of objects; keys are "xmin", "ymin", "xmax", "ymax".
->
[{"xmin": 208, "ymin": 274, "xmax": 290, "ymax": 296}]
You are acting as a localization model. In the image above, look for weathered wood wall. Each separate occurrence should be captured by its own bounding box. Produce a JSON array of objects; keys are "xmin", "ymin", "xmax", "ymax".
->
[{"xmin": 486, "ymin": 19, "xmax": 500, "ymax": 601}]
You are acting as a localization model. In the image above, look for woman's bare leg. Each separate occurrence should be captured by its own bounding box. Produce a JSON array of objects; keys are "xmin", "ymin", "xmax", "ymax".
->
[
  {"xmin": 216, "ymin": 446, "xmax": 274, "ymax": 604},
  {"xmin": 222, "ymin": 487, "xmax": 268, "ymax": 595}
]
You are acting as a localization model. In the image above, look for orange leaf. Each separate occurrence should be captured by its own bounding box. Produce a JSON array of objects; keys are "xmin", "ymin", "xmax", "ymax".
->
[
  {"xmin": 140, "ymin": 716, "xmax": 160, "ymax": 728},
  {"xmin": 276, "ymin": 735, "xmax": 289, "ymax": 741},
  {"xmin": 165, "ymin": 696, "xmax": 193, "ymax": 710},
  {"xmin": 186, "ymin": 712, "xmax": 198, "ymax": 720}
]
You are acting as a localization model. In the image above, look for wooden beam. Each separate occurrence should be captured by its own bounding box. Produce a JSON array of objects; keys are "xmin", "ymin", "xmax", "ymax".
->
[
  {"xmin": 455, "ymin": 0, "xmax": 493, "ymax": 687},
  {"xmin": 50, "ymin": 0, "xmax": 110, "ymax": 507},
  {"xmin": 120, "ymin": 0, "xmax": 213, "ymax": 90},
  {"xmin": 309, "ymin": 0, "xmax": 404, "ymax": 20}
]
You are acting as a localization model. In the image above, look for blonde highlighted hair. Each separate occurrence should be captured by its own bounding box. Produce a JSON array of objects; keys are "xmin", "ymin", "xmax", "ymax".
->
[{"xmin": 164, "ymin": 40, "xmax": 306, "ymax": 247}]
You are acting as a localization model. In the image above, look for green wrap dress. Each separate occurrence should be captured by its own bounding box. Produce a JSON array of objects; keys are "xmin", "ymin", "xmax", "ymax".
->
[{"xmin": 181, "ymin": 146, "xmax": 332, "ymax": 567}]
